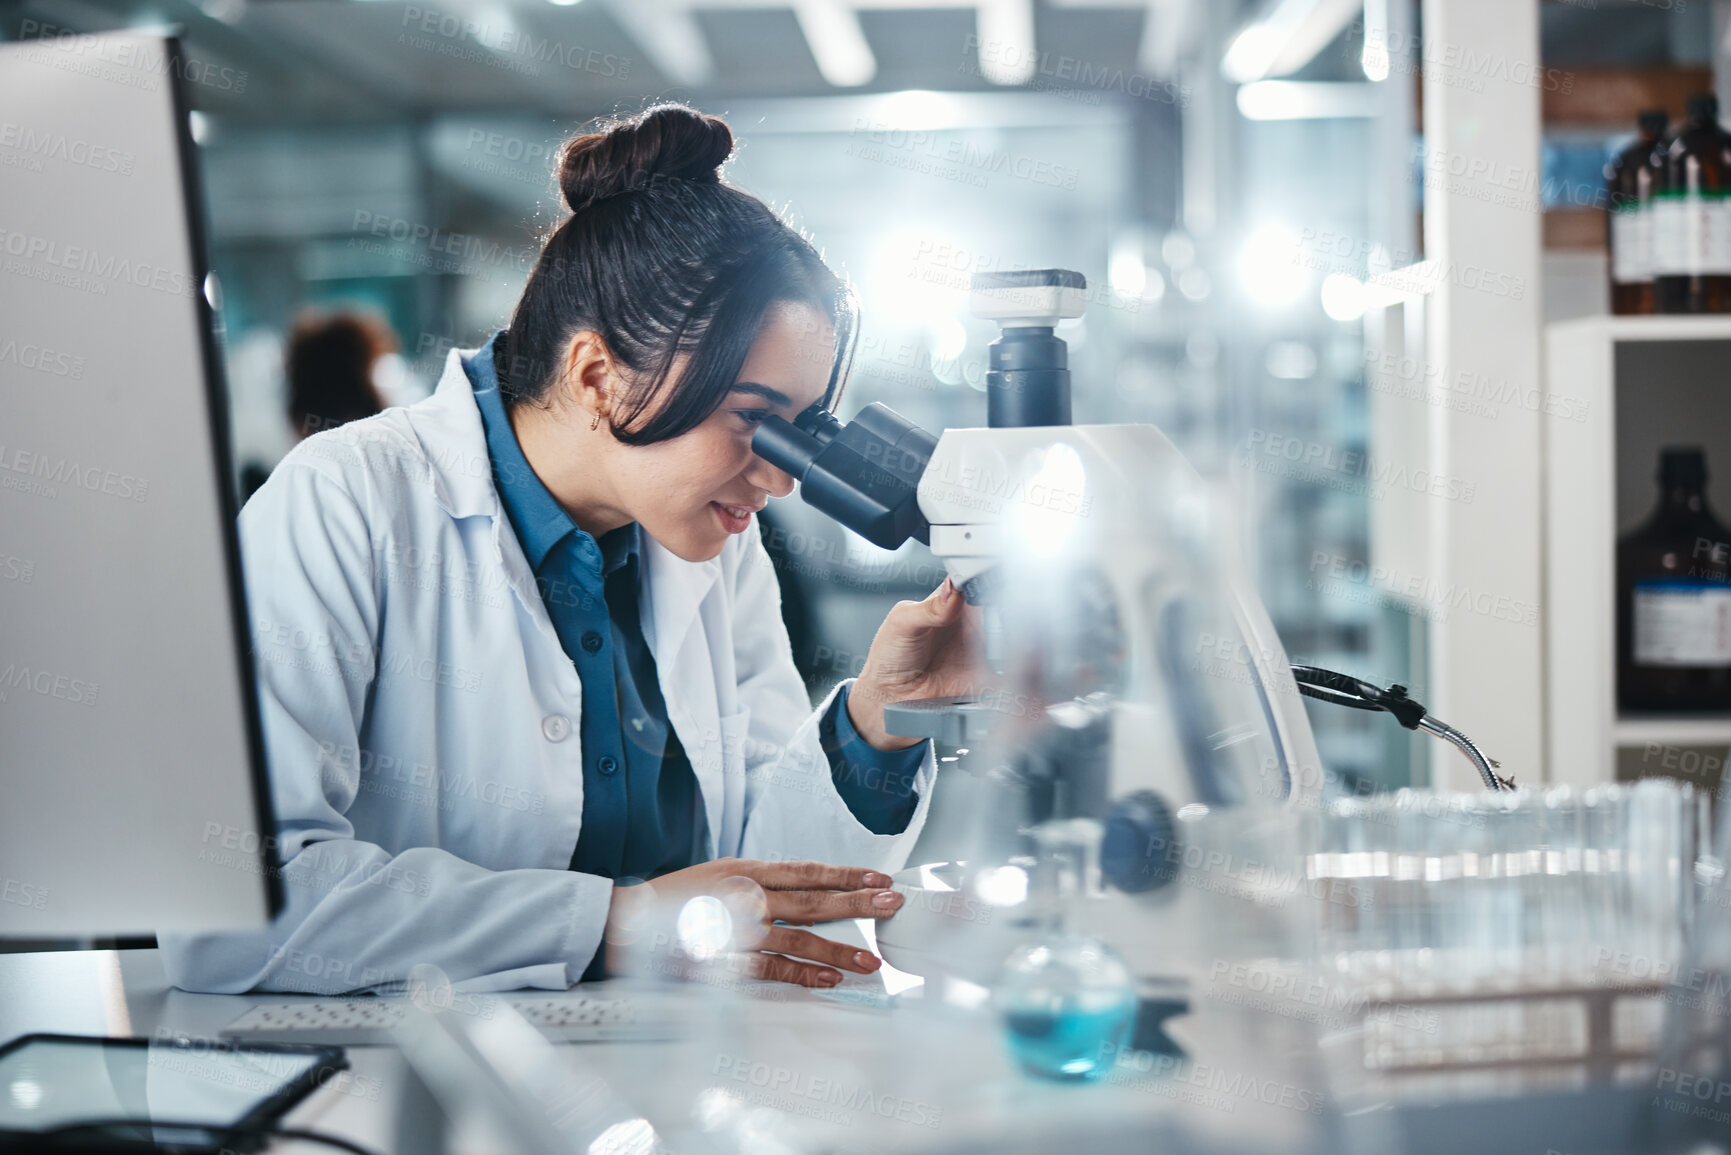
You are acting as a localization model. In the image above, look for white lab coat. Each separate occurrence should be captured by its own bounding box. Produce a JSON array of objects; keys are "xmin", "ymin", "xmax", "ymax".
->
[{"xmin": 159, "ymin": 348, "xmax": 936, "ymax": 994}]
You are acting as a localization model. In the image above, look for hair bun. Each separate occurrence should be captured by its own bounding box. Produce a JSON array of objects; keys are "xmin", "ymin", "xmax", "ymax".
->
[{"xmin": 559, "ymin": 104, "xmax": 733, "ymax": 214}]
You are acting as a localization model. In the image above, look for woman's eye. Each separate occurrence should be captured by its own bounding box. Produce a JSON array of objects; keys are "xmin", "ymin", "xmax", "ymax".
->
[{"xmin": 735, "ymin": 409, "xmax": 771, "ymax": 427}]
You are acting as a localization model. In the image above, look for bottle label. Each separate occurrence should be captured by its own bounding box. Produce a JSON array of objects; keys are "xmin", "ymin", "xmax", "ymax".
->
[
  {"xmin": 1651, "ymin": 195, "xmax": 1731, "ymax": 277},
  {"xmin": 1633, "ymin": 581, "xmax": 1731, "ymax": 667},
  {"xmin": 1611, "ymin": 207, "xmax": 1652, "ymax": 284}
]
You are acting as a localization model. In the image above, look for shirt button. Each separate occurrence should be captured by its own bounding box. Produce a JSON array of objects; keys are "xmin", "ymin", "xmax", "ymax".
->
[
  {"xmin": 581, "ymin": 630, "xmax": 603, "ymax": 654},
  {"xmin": 597, "ymin": 755, "xmax": 618, "ymax": 776},
  {"xmin": 541, "ymin": 714, "xmax": 571, "ymax": 742}
]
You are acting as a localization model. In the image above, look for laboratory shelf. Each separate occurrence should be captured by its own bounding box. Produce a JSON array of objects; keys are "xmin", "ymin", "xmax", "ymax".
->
[
  {"xmin": 1613, "ymin": 715, "xmax": 1731, "ymax": 747},
  {"xmin": 1574, "ymin": 314, "xmax": 1731, "ymax": 342},
  {"xmin": 1544, "ymin": 314, "xmax": 1731, "ymax": 786}
]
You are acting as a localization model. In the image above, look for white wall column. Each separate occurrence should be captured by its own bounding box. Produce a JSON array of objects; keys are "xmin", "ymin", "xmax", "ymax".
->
[{"xmin": 1419, "ymin": 0, "xmax": 1546, "ymax": 787}]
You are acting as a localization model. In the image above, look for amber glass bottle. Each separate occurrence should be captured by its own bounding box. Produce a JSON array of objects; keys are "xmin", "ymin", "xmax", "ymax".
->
[
  {"xmin": 1617, "ymin": 448, "xmax": 1731, "ymax": 713},
  {"xmin": 1606, "ymin": 109, "xmax": 1668, "ymax": 315},
  {"xmin": 1655, "ymin": 95, "xmax": 1731, "ymax": 313}
]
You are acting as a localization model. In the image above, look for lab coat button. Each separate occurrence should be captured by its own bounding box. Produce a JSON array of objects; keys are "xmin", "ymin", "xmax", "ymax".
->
[
  {"xmin": 541, "ymin": 714, "xmax": 571, "ymax": 742},
  {"xmin": 598, "ymin": 755, "xmax": 618, "ymax": 776},
  {"xmin": 580, "ymin": 630, "xmax": 603, "ymax": 654}
]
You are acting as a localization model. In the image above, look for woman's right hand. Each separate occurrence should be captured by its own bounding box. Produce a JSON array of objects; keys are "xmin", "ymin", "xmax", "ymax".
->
[{"xmin": 602, "ymin": 858, "xmax": 905, "ymax": 988}]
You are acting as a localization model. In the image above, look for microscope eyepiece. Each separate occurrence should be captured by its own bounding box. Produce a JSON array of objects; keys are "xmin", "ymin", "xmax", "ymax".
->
[
  {"xmin": 756, "ymin": 267, "xmax": 1090, "ymax": 545},
  {"xmin": 794, "ymin": 404, "xmax": 843, "ymax": 442},
  {"xmin": 751, "ymin": 401, "xmax": 935, "ymax": 551},
  {"xmin": 749, "ymin": 412, "xmax": 825, "ymax": 482}
]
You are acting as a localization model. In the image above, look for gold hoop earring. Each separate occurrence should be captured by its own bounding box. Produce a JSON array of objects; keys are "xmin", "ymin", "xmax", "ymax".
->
[{"xmin": 590, "ymin": 411, "xmax": 601, "ymax": 432}]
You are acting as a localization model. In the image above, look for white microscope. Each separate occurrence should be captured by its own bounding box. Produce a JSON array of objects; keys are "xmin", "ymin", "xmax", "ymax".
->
[
  {"xmin": 753, "ymin": 265, "xmax": 1499, "ymax": 834},
  {"xmin": 752, "ymin": 269, "xmax": 1506, "ymax": 997}
]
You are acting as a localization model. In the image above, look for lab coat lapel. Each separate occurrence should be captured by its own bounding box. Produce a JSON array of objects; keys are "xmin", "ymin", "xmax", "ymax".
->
[
  {"xmin": 407, "ymin": 349, "xmax": 561, "ymax": 647},
  {"xmin": 490, "ymin": 512, "xmax": 561, "ymax": 647},
  {"xmin": 640, "ymin": 536, "xmax": 727, "ymax": 855}
]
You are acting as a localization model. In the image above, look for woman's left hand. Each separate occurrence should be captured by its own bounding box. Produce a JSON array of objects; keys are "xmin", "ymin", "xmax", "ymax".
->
[{"xmin": 847, "ymin": 577, "xmax": 985, "ymax": 751}]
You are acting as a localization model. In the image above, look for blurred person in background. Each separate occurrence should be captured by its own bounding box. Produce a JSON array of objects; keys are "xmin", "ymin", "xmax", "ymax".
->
[
  {"xmin": 165, "ymin": 104, "xmax": 982, "ymax": 997},
  {"xmin": 286, "ymin": 310, "xmax": 395, "ymax": 440},
  {"xmin": 238, "ymin": 310, "xmax": 396, "ymax": 502}
]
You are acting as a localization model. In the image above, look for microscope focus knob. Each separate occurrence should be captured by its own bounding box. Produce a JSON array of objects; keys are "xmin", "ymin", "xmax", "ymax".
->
[{"xmin": 1100, "ymin": 790, "xmax": 1180, "ymax": 895}]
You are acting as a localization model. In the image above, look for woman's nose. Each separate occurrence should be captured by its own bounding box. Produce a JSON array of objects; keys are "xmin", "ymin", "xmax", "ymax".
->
[{"xmin": 744, "ymin": 454, "xmax": 795, "ymax": 499}]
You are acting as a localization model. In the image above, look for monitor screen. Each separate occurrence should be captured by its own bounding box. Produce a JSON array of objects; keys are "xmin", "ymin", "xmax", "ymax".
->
[{"xmin": 0, "ymin": 32, "xmax": 279, "ymax": 936}]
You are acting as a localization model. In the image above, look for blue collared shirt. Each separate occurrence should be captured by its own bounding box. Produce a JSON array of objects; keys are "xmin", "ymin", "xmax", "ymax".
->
[{"xmin": 465, "ymin": 335, "xmax": 924, "ymax": 890}]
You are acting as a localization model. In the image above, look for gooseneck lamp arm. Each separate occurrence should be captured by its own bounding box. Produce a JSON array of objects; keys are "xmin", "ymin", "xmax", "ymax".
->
[{"xmin": 1289, "ymin": 665, "xmax": 1511, "ymax": 791}]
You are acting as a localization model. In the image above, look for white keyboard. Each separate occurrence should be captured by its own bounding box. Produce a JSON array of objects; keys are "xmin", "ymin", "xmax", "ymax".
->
[{"xmin": 221, "ymin": 994, "xmax": 684, "ymax": 1046}]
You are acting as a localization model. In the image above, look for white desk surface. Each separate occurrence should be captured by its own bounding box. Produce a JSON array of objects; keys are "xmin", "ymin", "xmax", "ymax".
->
[{"xmin": 0, "ymin": 947, "xmax": 1323, "ymax": 1155}]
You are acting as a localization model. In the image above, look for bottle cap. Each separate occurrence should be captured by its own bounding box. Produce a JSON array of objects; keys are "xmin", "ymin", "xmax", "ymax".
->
[
  {"xmin": 1659, "ymin": 446, "xmax": 1708, "ymax": 488},
  {"xmin": 1687, "ymin": 93, "xmax": 1719, "ymax": 124},
  {"xmin": 1639, "ymin": 109, "xmax": 1669, "ymax": 137}
]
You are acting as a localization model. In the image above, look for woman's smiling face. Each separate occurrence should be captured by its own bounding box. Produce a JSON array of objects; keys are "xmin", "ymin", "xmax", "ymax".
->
[{"xmin": 614, "ymin": 301, "xmax": 836, "ymax": 562}]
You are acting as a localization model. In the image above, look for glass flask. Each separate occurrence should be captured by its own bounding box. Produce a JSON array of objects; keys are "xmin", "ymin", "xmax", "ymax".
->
[{"xmin": 996, "ymin": 820, "xmax": 1138, "ymax": 1081}]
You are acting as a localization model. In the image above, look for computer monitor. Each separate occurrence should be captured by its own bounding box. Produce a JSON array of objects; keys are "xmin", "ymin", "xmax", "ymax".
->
[{"xmin": 0, "ymin": 31, "xmax": 280, "ymax": 936}]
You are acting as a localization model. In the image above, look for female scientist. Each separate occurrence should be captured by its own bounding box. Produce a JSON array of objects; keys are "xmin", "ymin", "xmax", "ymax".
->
[{"xmin": 161, "ymin": 104, "xmax": 981, "ymax": 994}]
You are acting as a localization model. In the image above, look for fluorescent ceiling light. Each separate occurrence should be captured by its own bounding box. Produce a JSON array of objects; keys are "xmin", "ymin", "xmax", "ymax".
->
[
  {"xmin": 1237, "ymin": 80, "xmax": 1377, "ymax": 120},
  {"xmin": 976, "ymin": 0, "xmax": 1035, "ymax": 85},
  {"xmin": 794, "ymin": 0, "xmax": 876, "ymax": 87},
  {"xmin": 1222, "ymin": 0, "xmax": 1364, "ymax": 84},
  {"xmin": 478, "ymin": 4, "xmax": 522, "ymax": 48},
  {"xmin": 599, "ymin": 0, "xmax": 713, "ymax": 87},
  {"xmin": 197, "ymin": 0, "xmax": 245, "ymax": 22},
  {"xmin": 1222, "ymin": 23, "xmax": 1285, "ymax": 85},
  {"xmin": 1361, "ymin": 0, "xmax": 1389, "ymax": 80}
]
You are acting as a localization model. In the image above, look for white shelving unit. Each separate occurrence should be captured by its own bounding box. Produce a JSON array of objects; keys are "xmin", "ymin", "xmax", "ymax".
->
[
  {"xmin": 1544, "ymin": 315, "xmax": 1731, "ymax": 787},
  {"xmin": 1611, "ymin": 717, "xmax": 1731, "ymax": 747}
]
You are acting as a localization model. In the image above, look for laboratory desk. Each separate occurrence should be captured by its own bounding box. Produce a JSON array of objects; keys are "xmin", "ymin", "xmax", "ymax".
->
[
  {"xmin": 0, "ymin": 943, "xmax": 1344, "ymax": 1155},
  {"xmin": 0, "ymin": 947, "xmax": 1662, "ymax": 1155}
]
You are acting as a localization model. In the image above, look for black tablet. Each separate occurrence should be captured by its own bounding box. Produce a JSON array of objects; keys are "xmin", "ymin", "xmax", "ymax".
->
[{"xmin": 0, "ymin": 1032, "xmax": 348, "ymax": 1153}]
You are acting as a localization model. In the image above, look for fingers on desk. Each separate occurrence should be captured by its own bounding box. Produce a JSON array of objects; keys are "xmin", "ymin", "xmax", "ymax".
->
[
  {"xmin": 761, "ymin": 926, "xmax": 881, "ymax": 978},
  {"xmin": 751, "ymin": 952, "xmax": 841, "ymax": 987}
]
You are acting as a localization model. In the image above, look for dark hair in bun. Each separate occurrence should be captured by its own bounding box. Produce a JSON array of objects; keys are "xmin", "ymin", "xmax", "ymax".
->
[
  {"xmin": 558, "ymin": 105, "xmax": 731, "ymax": 213},
  {"xmin": 500, "ymin": 103, "xmax": 856, "ymax": 446}
]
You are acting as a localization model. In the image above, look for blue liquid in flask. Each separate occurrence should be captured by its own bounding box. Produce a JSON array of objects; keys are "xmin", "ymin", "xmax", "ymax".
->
[{"xmin": 1004, "ymin": 995, "xmax": 1137, "ymax": 1080}]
